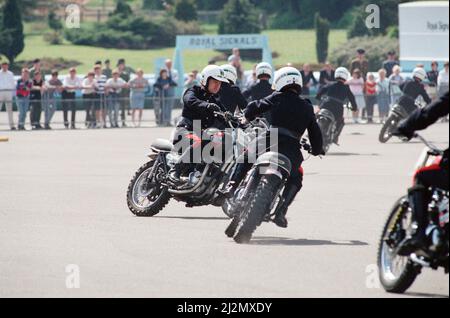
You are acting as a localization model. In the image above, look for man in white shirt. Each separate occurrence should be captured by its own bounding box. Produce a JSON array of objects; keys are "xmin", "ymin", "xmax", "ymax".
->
[
  {"xmin": 62, "ymin": 68, "xmax": 82, "ymax": 129},
  {"xmin": 0, "ymin": 61, "xmax": 17, "ymax": 130}
]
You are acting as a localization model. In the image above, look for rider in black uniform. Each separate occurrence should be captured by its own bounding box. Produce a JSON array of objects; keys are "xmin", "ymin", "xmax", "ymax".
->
[
  {"xmin": 394, "ymin": 91, "xmax": 449, "ymax": 255},
  {"xmin": 218, "ymin": 64, "xmax": 247, "ymax": 113},
  {"xmin": 397, "ymin": 67, "xmax": 432, "ymax": 115},
  {"xmin": 171, "ymin": 65, "xmax": 229, "ymax": 183},
  {"xmin": 221, "ymin": 67, "xmax": 324, "ymax": 228},
  {"xmin": 315, "ymin": 67, "xmax": 358, "ymax": 144}
]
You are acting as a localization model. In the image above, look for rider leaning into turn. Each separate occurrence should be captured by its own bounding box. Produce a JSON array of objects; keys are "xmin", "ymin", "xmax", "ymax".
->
[
  {"xmin": 394, "ymin": 91, "xmax": 449, "ymax": 256},
  {"xmin": 315, "ymin": 67, "xmax": 358, "ymax": 145},
  {"xmin": 397, "ymin": 67, "xmax": 432, "ymax": 115},
  {"xmin": 218, "ymin": 64, "xmax": 248, "ymax": 114},
  {"xmin": 170, "ymin": 65, "xmax": 229, "ymax": 182},
  {"xmin": 220, "ymin": 67, "xmax": 325, "ymax": 228}
]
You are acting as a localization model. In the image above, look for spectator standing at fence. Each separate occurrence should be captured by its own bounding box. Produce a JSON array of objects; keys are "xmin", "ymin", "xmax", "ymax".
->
[
  {"xmin": 184, "ymin": 72, "xmax": 199, "ymax": 92},
  {"xmin": 389, "ymin": 65, "xmax": 404, "ymax": 105},
  {"xmin": 129, "ymin": 69, "xmax": 149, "ymax": 128},
  {"xmin": 82, "ymin": 71, "xmax": 97, "ymax": 129},
  {"xmin": 106, "ymin": 70, "xmax": 128, "ymax": 129},
  {"xmin": 382, "ymin": 51, "xmax": 399, "ymax": 78},
  {"xmin": 154, "ymin": 69, "xmax": 177, "ymax": 127},
  {"xmin": 377, "ymin": 69, "xmax": 391, "ymax": 123},
  {"xmin": 300, "ymin": 63, "xmax": 318, "ymax": 97},
  {"xmin": 319, "ymin": 62, "xmax": 335, "ymax": 88},
  {"xmin": 228, "ymin": 53, "xmax": 244, "ymax": 88},
  {"xmin": 427, "ymin": 61, "xmax": 439, "ymax": 88},
  {"xmin": 365, "ymin": 73, "xmax": 377, "ymax": 124},
  {"xmin": 94, "ymin": 65, "xmax": 108, "ymax": 128},
  {"xmin": 117, "ymin": 59, "xmax": 134, "ymax": 127},
  {"xmin": 164, "ymin": 59, "xmax": 178, "ymax": 124},
  {"xmin": 30, "ymin": 72, "xmax": 45, "ymax": 130},
  {"xmin": 62, "ymin": 68, "xmax": 82, "ymax": 129},
  {"xmin": 16, "ymin": 69, "xmax": 33, "ymax": 131},
  {"xmin": 0, "ymin": 61, "xmax": 16, "ymax": 130},
  {"xmin": 347, "ymin": 69, "xmax": 366, "ymax": 123},
  {"xmin": 102, "ymin": 59, "xmax": 112, "ymax": 79},
  {"xmin": 438, "ymin": 61, "xmax": 449, "ymax": 97},
  {"xmin": 29, "ymin": 59, "xmax": 46, "ymax": 81},
  {"xmin": 351, "ymin": 49, "xmax": 369, "ymax": 80},
  {"xmin": 43, "ymin": 70, "xmax": 62, "ymax": 130}
]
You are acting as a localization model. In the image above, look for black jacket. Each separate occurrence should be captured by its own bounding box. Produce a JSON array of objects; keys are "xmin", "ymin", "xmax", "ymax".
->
[
  {"xmin": 300, "ymin": 70, "xmax": 318, "ymax": 96},
  {"xmin": 218, "ymin": 82, "xmax": 248, "ymax": 113},
  {"xmin": 398, "ymin": 92, "xmax": 449, "ymax": 169},
  {"xmin": 245, "ymin": 90, "xmax": 323, "ymax": 156},
  {"xmin": 243, "ymin": 80, "xmax": 274, "ymax": 101},
  {"xmin": 398, "ymin": 79, "xmax": 432, "ymax": 113},
  {"xmin": 181, "ymin": 86, "xmax": 227, "ymax": 130},
  {"xmin": 319, "ymin": 69, "xmax": 335, "ymax": 86},
  {"xmin": 316, "ymin": 81, "xmax": 358, "ymax": 117}
]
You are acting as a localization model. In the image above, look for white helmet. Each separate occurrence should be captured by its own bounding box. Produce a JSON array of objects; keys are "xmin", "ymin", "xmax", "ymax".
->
[
  {"xmin": 200, "ymin": 65, "xmax": 228, "ymax": 87},
  {"xmin": 273, "ymin": 67, "xmax": 303, "ymax": 92},
  {"xmin": 335, "ymin": 67, "xmax": 350, "ymax": 81},
  {"xmin": 256, "ymin": 62, "xmax": 273, "ymax": 79},
  {"xmin": 412, "ymin": 67, "xmax": 427, "ymax": 81},
  {"xmin": 220, "ymin": 64, "xmax": 238, "ymax": 84}
]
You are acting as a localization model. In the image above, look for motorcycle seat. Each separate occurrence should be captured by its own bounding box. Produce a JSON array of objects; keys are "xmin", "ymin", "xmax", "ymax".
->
[{"xmin": 151, "ymin": 139, "xmax": 174, "ymax": 152}]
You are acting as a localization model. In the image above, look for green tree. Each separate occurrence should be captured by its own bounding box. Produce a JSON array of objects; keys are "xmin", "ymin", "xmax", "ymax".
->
[
  {"xmin": 48, "ymin": 10, "xmax": 63, "ymax": 32},
  {"xmin": 315, "ymin": 13, "xmax": 330, "ymax": 63},
  {"xmin": 0, "ymin": 0, "xmax": 24, "ymax": 64},
  {"xmin": 111, "ymin": 0, "xmax": 133, "ymax": 18},
  {"xmin": 174, "ymin": 0, "xmax": 197, "ymax": 22},
  {"xmin": 218, "ymin": 0, "xmax": 260, "ymax": 34}
]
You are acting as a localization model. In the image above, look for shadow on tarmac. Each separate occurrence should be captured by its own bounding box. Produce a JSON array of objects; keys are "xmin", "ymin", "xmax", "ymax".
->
[{"xmin": 250, "ymin": 236, "xmax": 369, "ymax": 247}]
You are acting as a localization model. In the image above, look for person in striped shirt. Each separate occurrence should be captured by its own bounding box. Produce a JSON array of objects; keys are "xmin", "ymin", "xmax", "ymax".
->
[{"xmin": 94, "ymin": 65, "xmax": 108, "ymax": 128}]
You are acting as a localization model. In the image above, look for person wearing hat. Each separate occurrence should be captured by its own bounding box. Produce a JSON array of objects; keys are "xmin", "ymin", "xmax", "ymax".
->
[
  {"xmin": 0, "ymin": 61, "xmax": 17, "ymax": 130},
  {"xmin": 382, "ymin": 51, "xmax": 399, "ymax": 78},
  {"xmin": 350, "ymin": 49, "xmax": 369, "ymax": 80},
  {"xmin": 62, "ymin": 67, "xmax": 82, "ymax": 129},
  {"xmin": 117, "ymin": 58, "xmax": 135, "ymax": 127},
  {"xmin": 102, "ymin": 59, "xmax": 112, "ymax": 79}
]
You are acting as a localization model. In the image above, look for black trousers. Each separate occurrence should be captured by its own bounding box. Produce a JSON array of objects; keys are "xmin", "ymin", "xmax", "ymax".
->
[
  {"xmin": 30, "ymin": 98, "xmax": 42, "ymax": 127},
  {"xmin": 62, "ymin": 91, "xmax": 77, "ymax": 125}
]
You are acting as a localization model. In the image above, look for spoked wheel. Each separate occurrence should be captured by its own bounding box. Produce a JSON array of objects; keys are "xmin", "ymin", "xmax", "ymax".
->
[
  {"xmin": 127, "ymin": 160, "xmax": 171, "ymax": 217},
  {"xmin": 377, "ymin": 197, "xmax": 421, "ymax": 293},
  {"xmin": 379, "ymin": 115, "xmax": 399, "ymax": 143}
]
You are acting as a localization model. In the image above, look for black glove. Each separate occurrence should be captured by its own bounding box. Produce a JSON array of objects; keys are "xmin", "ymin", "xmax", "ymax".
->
[
  {"xmin": 392, "ymin": 127, "xmax": 414, "ymax": 140},
  {"xmin": 207, "ymin": 103, "xmax": 221, "ymax": 113}
]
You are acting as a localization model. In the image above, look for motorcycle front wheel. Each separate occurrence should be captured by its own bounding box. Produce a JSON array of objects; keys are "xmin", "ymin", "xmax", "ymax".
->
[
  {"xmin": 127, "ymin": 160, "xmax": 171, "ymax": 217},
  {"xmin": 377, "ymin": 196, "xmax": 421, "ymax": 293},
  {"xmin": 378, "ymin": 114, "xmax": 399, "ymax": 143}
]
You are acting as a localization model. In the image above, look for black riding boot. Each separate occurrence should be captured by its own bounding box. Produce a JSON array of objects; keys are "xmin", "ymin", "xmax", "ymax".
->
[
  {"xmin": 218, "ymin": 162, "xmax": 251, "ymax": 199},
  {"xmin": 398, "ymin": 186, "xmax": 429, "ymax": 255},
  {"xmin": 273, "ymin": 184, "xmax": 301, "ymax": 228}
]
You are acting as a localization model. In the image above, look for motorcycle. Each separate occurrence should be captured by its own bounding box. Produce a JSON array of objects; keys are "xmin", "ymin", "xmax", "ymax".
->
[
  {"xmin": 378, "ymin": 134, "xmax": 449, "ymax": 293},
  {"xmin": 316, "ymin": 108, "xmax": 337, "ymax": 154},
  {"xmin": 379, "ymin": 98, "xmax": 427, "ymax": 144},
  {"xmin": 126, "ymin": 111, "xmax": 265, "ymax": 217},
  {"xmin": 224, "ymin": 138, "xmax": 313, "ymax": 244}
]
